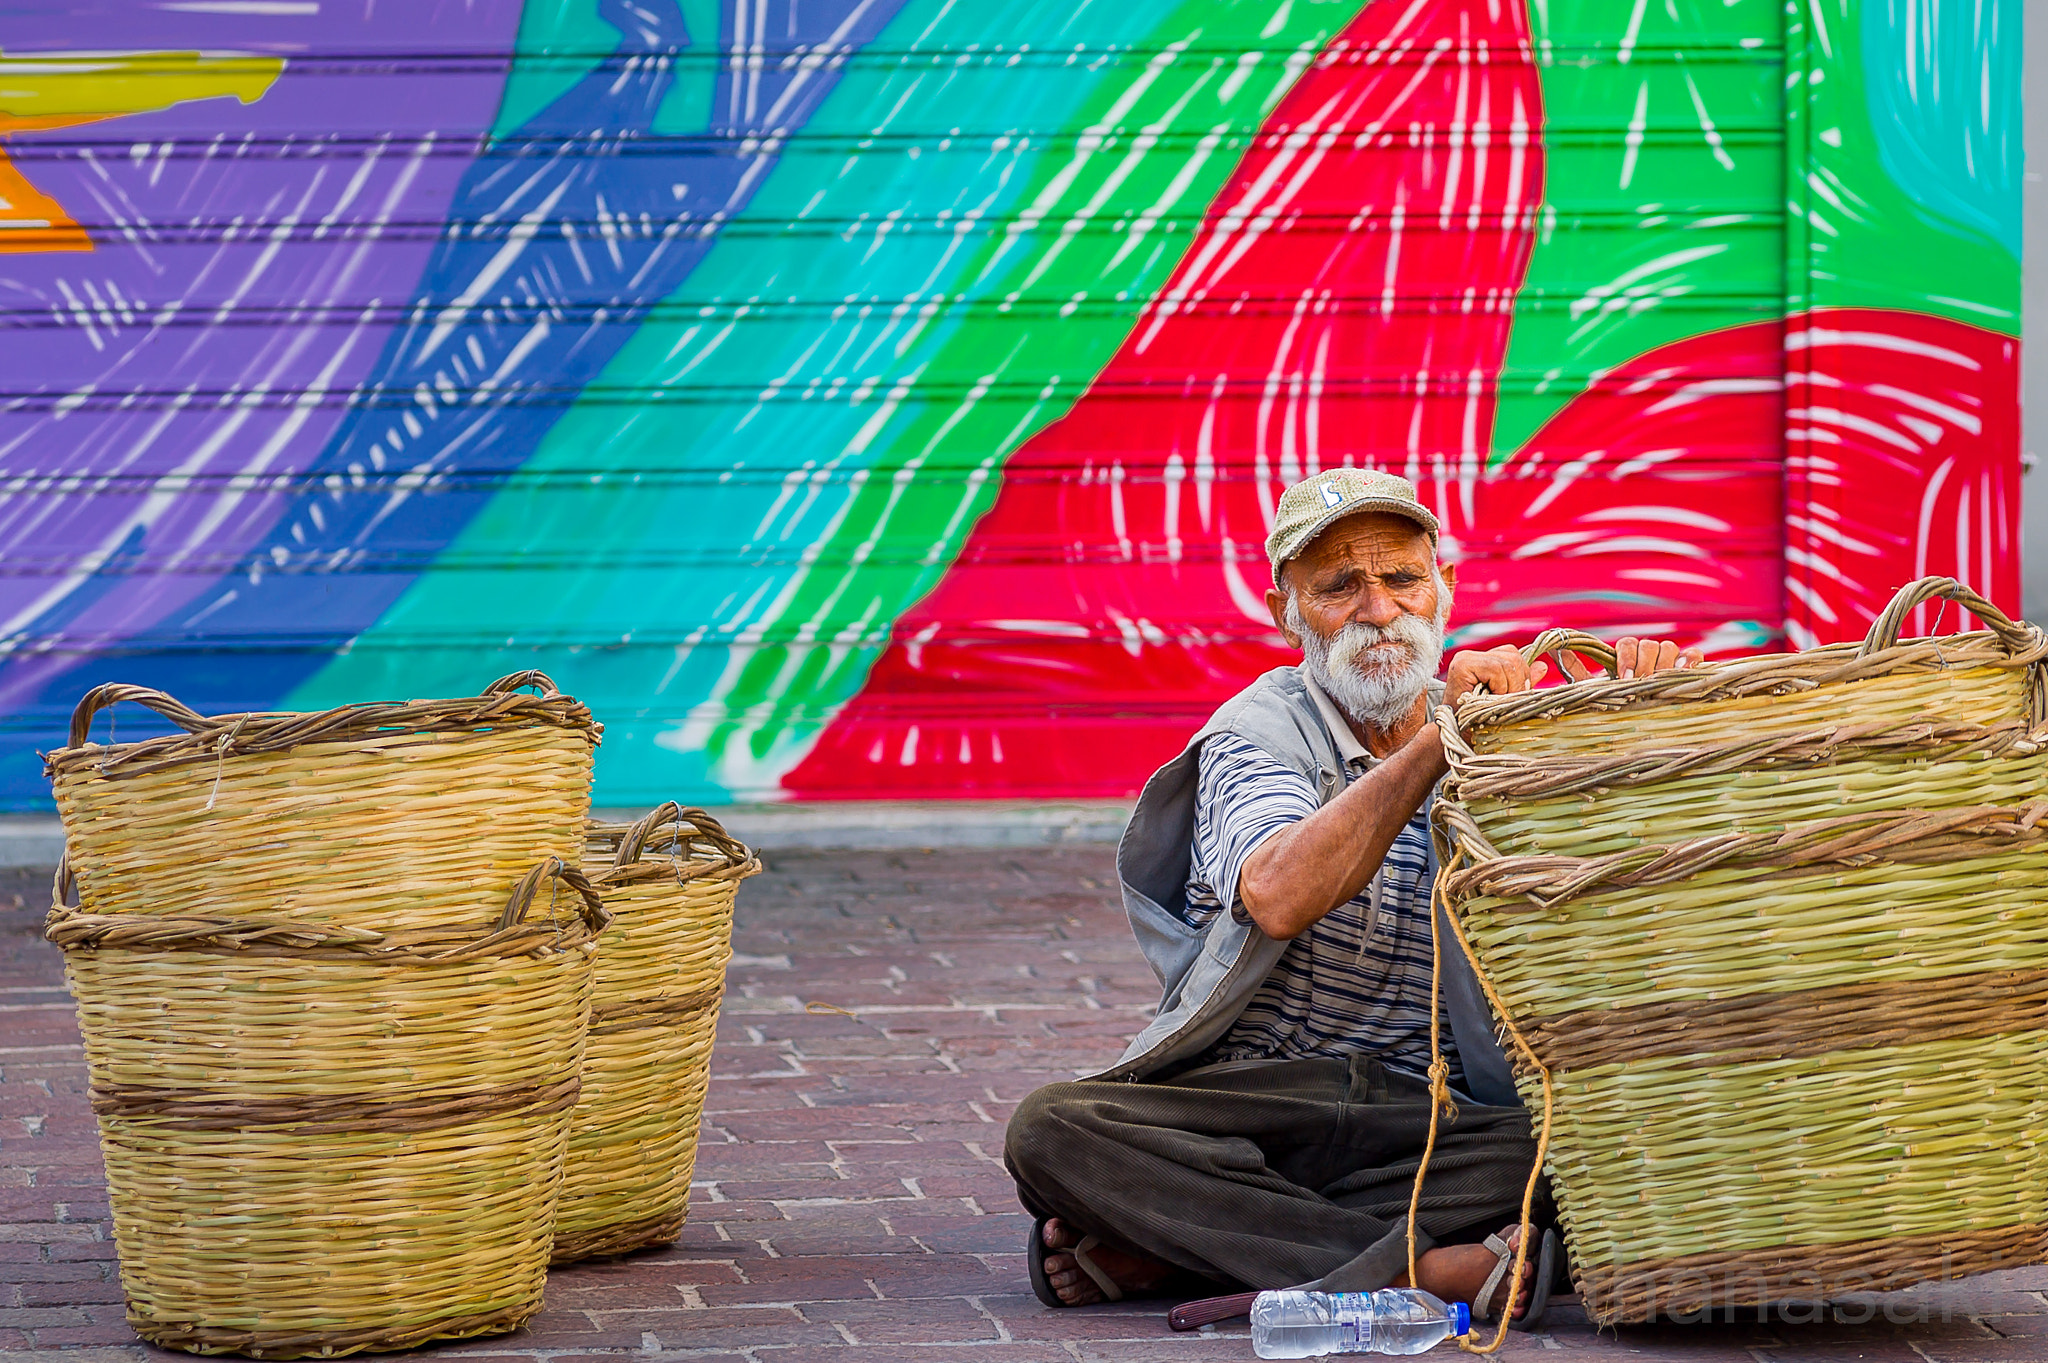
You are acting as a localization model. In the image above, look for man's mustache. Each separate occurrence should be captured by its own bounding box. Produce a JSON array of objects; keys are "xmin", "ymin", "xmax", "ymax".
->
[{"xmin": 1324, "ymin": 616, "xmax": 1437, "ymax": 667}]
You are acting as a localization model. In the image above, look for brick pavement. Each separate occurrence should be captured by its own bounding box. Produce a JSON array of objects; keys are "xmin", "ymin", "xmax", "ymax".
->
[{"xmin": 4, "ymin": 851, "xmax": 2047, "ymax": 1362}]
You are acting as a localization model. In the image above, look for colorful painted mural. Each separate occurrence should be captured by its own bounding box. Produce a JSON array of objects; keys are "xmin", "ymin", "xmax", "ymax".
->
[{"xmin": 0, "ymin": 0, "xmax": 2021, "ymax": 809}]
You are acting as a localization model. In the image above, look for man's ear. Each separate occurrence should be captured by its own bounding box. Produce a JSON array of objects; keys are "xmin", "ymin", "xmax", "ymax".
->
[
  {"xmin": 1266, "ymin": 585, "xmax": 1299, "ymax": 648},
  {"xmin": 1439, "ymin": 558, "xmax": 1459, "ymax": 594}
]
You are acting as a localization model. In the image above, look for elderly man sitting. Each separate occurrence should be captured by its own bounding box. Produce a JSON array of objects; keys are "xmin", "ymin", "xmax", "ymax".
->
[{"xmin": 1005, "ymin": 469, "xmax": 1700, "ymax": 1328}]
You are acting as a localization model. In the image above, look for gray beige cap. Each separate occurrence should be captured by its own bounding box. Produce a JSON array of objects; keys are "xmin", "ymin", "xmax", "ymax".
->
[{"xmin": 1265, "ymin": 468, "xmax": 1441, "ymax": 586}]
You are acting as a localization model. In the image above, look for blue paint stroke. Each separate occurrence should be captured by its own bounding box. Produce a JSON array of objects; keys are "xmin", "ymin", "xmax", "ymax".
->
[{"xmin": 1863, "ymin": 0, "xmax": 2021, "ymax": 257}]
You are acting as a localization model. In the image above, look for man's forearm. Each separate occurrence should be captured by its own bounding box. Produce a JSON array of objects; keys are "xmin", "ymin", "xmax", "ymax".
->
[{"xmin": 1236, "ymin": 725, "xmax": 1449, "ymax": 940}]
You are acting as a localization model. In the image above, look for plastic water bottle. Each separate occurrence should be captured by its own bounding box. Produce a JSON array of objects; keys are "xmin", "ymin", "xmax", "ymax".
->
[{"xmin": 1250, "ymin": 1288, "xmax": 1471, "ymax": 1357}]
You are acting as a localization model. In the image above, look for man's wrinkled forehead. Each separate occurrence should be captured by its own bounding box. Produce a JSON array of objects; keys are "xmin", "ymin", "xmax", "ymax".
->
[{"xmin": 1281, "ymin": 512, "xmax": 1436, "ymax": 587}]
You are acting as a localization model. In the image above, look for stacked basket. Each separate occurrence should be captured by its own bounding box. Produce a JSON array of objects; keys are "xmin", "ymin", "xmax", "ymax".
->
[
  {"xmin": 552, "ymin": 803, "xmax": 757, "ymax": 1263},
  {"xmin": 44, "ymin": 674, "xmax": 607, "ymax": 1358},
  {"xmin": 1432, "ymin": 578, "xmax": 2048, "ymax": 1323}
]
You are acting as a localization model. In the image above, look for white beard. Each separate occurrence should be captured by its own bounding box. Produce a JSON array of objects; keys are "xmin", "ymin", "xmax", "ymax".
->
[{"xmin": 1288, "ymin": 591, "xmax": 1448, "ymax": 732}]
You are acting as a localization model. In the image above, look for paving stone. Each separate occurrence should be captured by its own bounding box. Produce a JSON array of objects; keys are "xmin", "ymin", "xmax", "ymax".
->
[
  {"xmin": 13, "ymin": 1329, "xmax": 149, "ymax": 1349},
  {"xmin": 544, "ymin": 1356, "xmax": 751, "ymax": 1363},
  {"xmin": 1074, "ymin": 1341, "xmax": 1275, "ymax": 1361},
  {"xmin": 11, "ymin": 1289, "xmax": 122, "ymax": 1310},
  {"xmin": 0, "ymin": 1313, "xmax": 90, "ymax": 1332},
  {"xmin": 7, "ymin": 854, "xmax": 2048, "ymax": 1362},
  {"xmin": 685, "ymin": 1200, "xmax": 789, "ymax": 1224},
  {"xmin": 795, "ymin": 1296, "xmax": 1004, "ymax": 1344},
  {"xmin": 605, "ymin": 1306, "xmax": 843, "ymax": 1351},
  {"xmin": 694, "ymin": 1278, "xmax": 883, "ymax": 1308},
  {"xmin": 757, "ymin": 1342, "xmax": 1064, "ymax": 1350}
]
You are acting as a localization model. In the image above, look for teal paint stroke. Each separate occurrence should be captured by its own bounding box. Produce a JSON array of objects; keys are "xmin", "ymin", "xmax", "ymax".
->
[
  {"xmin": 1861, "ymin": 0, "xmax": 2021, "ymax": 259},
  {"xmin": 492, "ymin": 0, "xmax": 723, "ymax": 138},
  {"xmin": 1795, "ymin": 0, "xmax": 2019, "ymax": 330}
]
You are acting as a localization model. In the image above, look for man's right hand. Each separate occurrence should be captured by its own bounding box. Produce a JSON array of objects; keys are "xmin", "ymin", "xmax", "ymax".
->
[{"xmin": 1444, "ymin": 644, "xmax": 1549, "ymax": 709}]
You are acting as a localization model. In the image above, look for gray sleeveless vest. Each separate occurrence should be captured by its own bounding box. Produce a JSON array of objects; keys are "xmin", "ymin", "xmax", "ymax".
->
[{"xmin": 1093, "ymin": 665, "xmax": 1520, "ymax": 1108}]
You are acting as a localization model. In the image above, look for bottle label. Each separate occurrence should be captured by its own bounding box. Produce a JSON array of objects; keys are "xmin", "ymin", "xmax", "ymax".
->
[{"xmin": 1332, "ymin": 1293, "xmax": 1372, "ymax": 1348}]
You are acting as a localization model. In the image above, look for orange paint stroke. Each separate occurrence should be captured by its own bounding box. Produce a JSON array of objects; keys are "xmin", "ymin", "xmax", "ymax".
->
[{"xmin": 0, "ymin": 151, "xmax": 90, "ymax": 252}]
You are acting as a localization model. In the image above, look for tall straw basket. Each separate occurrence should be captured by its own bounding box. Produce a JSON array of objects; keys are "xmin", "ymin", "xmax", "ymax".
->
[
  {"xmin": 45, "ymin": 671, "xmax": 598, "ymax": 934},
  {"xmin": 47, "ymin": 857, "xmax": 608, "ymax": 1358},
  {"xmin": 551, "ymin": 803, "xmax": 759, "ymax": 1263},
  {"xmin": 1432, "ymin": 577, "xmax": 2048, "ymax": 1325}
]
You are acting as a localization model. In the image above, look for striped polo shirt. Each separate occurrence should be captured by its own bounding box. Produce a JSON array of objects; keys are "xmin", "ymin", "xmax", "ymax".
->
[{"xmin": 1183, "ymin": 676, "xmax": 1461, "ymax": 1085}]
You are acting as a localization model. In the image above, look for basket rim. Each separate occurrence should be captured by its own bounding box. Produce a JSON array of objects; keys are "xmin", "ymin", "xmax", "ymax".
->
[
  {"xmin": 45, "ymin": 671, "xmax": 598, "ymax": 782},
  {"xmin": 1455, "ymin": 627, "xmax": 2047, "ymax": 732},
  {"xmin": 1452, "ymin": 578, "xmax": 2046, "ymax": 733},
  {"xmin": 44, "ymin": 855, "xmax": 611, "ymax": 961}
]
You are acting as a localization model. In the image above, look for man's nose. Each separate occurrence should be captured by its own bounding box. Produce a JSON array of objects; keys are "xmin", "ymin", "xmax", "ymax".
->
[{"xmin": 1354, "ymin": 586, "xmax": 1403, "ymax": 628}]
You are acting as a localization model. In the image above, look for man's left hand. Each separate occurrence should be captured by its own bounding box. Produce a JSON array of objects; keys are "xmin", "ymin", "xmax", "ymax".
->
[{"xmin": 1557, "ymin": 636, "xmax": 1705, "ymax": 681}]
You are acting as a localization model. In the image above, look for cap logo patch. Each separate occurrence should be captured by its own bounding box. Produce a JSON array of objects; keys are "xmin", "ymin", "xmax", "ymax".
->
[{"xmin": 1320, "ymin": 482, "xmax": 1345, "ymax": 508}]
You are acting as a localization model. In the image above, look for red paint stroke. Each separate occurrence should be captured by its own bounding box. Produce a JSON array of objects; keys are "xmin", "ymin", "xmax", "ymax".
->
[{"xmin": 1782, "ymin": 310, "xmax": 2020, "ymax": 645}]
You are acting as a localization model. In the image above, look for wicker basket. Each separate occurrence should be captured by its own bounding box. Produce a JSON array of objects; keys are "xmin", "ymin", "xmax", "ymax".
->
[
  {"xmin": 1432, "ymin": 577, "xmax": 2048, "ymax": 1324},
  {"xmin": 45, "ymin": 671, "xmax": 598, "ymax": 935},
  {"xmin": 47, "ymin": 857, "xmax": 607, "ymax": 1358},
  {"xmin": 550, "ymin": 804, "xmax": 757, "ymax": 1263}
]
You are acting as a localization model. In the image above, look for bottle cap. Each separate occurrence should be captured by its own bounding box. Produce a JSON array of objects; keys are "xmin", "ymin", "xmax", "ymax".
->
[{"xmin": 1451, "ymin": 1301, "xmax": 1471, "ymax": 1336}]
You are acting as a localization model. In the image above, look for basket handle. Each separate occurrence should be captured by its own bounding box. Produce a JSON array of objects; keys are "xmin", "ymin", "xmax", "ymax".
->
[
  {"xmin": 67, "ymin": 684, "xmax": 214, "ymax": 749},
  {"xmin": 483, "ymin": 670, "xmax": 563, "ymax": 697},
  {"xmin": 614, "ymin": 803, "xmax": 752, "ymax": 869},
  {"xmin": 498, "ymin": 856, "xmax": 608, "ymax": 934},
  {"xmin": 1466, "ymin": 628, "xmax": 1620, "ymax": 695},
  {"xmin": 1518, "ymin": 628, "xmax": 1619, "ymax": 677},
  {"xmin": 614, "ymin": 800, "xmax": 684, "ymax": 866},
  {"xmin": 1860, "ymin": 577, "xmax": 2037, "ymax": 658}
]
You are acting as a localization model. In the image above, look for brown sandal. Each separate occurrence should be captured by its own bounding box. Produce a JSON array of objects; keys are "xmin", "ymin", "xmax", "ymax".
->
[
  {"xmin": 1028, "ymin": 1217, "xmax": 1126, "ymax": 1307},
  {"xmin": 1474, "ymin": 1227, "xmax": 1560, "ymax": 1331}
]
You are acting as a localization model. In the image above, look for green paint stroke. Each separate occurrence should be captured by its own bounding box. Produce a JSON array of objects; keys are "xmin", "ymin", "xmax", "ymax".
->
[
  {"xmin": 702, "ymin": 1, "xmax": 1365, "ymax": 779},
  {"xmin": 1495, "ymin": 0, "xmax": 1785, "ymax": 461}
]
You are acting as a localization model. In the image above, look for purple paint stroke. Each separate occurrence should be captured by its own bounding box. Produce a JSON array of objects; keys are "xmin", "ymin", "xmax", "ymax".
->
[{"xmin": 0, "ymin": 2, "xmax": 522, "ymax": 707}]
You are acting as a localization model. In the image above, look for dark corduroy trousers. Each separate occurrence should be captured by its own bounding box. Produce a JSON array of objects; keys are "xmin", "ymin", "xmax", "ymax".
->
[{"xmin": 1004, "ymin": 1054, "xmax": 1549, "ymax": 1293}]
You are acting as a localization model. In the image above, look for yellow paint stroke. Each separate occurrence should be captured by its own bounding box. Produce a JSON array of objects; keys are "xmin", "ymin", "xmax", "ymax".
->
[{"xmin": 0, "ymin": 48, "xmax": 284, "ymax": 253}]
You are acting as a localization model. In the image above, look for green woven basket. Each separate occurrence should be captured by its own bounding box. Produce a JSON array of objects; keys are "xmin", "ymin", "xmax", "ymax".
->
[{"xmin": 1433, "ymin": 576, "xmax": 2048, "ymax": 1324}]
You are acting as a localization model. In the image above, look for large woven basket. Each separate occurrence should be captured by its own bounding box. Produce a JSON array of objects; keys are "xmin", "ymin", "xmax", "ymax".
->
[
  {"xmin": 48, "ymin": 857, "xmax": 607, "ymax": 1358},
  {"xmin": 551, "ymin": 803, "xmax": 758, "ymax": 1263},
  {"xmin": 45, "ymin": 671, "xmax": 598, "ymax": 934},
  {"xmin": 1432, "ymin": 577, "xmax": 2048, "ymax": 1324}
]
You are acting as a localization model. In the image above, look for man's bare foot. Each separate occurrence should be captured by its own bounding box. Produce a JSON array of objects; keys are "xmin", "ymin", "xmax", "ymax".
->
[
  {"xmin": 1039, "ymin": 1218, "xmax": 1176, "ymax": 1307},
  {"xmin": 1396, "ymin": 1224, "xmax": 1539, "ymax": 1322}
]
